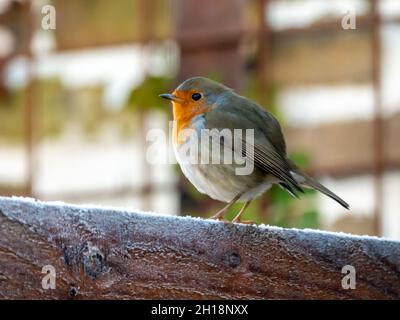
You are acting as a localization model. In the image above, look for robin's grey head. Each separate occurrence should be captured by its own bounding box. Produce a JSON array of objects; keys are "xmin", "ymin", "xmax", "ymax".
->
[{"xmin": 159, "ymin": 77, "xmax": 232, "ymax": 106}]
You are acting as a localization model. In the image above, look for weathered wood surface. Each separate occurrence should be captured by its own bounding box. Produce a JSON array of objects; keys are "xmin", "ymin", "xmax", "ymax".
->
[{"xmin": 0, "ymin": 196, "xmax": 399, "ymax": 300}]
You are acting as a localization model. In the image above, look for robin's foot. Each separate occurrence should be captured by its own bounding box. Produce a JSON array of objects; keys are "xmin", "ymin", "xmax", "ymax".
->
[
  {"xmin": 209, "ymin": 193, "xmax": 242, "ymax": 221},
  {"xmin": 210, "ymin": 207, "xmax": 228, "ymax": 220},
  {"xmin": 232, "ymin": 200, "xmax": 252, "ymax": 223}
]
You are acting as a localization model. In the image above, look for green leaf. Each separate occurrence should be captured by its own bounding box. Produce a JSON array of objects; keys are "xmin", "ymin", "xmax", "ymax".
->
[{"xmin": 126, "ymin": 76, "xmax": 173, "ymax": 111}]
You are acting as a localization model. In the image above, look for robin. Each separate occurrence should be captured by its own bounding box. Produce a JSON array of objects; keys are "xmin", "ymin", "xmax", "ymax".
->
[{"xmin": 160, "ymin": 77, "xmax": 349, "ymax": 223}]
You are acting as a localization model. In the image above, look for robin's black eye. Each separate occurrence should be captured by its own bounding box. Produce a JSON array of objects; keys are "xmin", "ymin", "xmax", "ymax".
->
[{"xmin": 192, "ymin": 93, "xmax": 202, "ymax": 101}]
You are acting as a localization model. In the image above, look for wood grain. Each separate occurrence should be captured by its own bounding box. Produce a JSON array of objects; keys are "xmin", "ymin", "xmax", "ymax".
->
[{"xmin": 0, "ymin": 197, "xmax": 399, "ymax": 300}]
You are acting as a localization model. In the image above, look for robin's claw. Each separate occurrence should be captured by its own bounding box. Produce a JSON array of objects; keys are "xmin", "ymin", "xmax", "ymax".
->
[
  {"xmin": 210, "ymin": 214, "xmax": 223, "ymax": 220},
  {"xmin": 209, "ymin": 193, "xmax": 242, "ymax": 221}
]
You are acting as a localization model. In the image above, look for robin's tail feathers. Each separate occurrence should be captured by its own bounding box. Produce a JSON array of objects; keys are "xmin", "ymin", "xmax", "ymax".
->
[{"xmin": 287, "ymin": 171, "xmax": 350, "ymax": 210}]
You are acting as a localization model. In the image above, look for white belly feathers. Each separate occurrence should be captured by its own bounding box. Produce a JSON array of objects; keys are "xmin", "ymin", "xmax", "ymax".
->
[{"xmin": 173, "ymin": 116, "xmax": 273, "ymax": 203}]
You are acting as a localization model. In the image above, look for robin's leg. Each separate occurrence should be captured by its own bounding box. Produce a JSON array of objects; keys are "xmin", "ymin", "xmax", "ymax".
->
[
  {"xmin": 232, "ymin": 200, "xmax": 252, "ymax": 223},
  {"xmin": 210, "ymin": 193, "xmax": 242, "ymax": 220}
]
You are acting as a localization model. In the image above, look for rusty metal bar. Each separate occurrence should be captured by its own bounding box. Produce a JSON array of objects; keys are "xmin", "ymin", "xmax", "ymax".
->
[
  {"xmin": 371, "ymin": 0, "xmax": 383, "ymax": 236},
  {"xmin": 23, "ymin": 1, "xmax": 37, "ymax": 197},
  {"xmin": 176, "ymin": 0, "xmax": 245, "ymax": 91},
  {"xmin": 285, "ymin": 115, "xmax": 400, "ymax": 178},
  {"xmin": 257, "ymin": 0, "xmax": 271, "ymax": 86},
  {"xmin": 137, "ymin": 0, "xmax": 156, "ymax": 211},
  {"xmin": 256, "ymin": 0, "xmax": 273, "ymax": 221}
]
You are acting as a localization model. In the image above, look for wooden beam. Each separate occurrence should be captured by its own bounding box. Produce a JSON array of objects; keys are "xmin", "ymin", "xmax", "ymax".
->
[
  {"xmin": 285, "ymin": 114, "xmax": 400, "ymax": 177},
  {"xmin": 0, "ymin": 197, "xmax": 399, "ymax": 299},
  {"xmin": 176, "ymin": 0, "xmax": 245, "ymax": 91}
]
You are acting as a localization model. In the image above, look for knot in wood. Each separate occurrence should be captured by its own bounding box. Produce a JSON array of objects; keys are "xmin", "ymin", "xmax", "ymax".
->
[
  {"xmin": 227, "ymin": 251, "xmax": 241, "ymax": 268},
  {"xmin": 83, "ymin": 243, "xmax": 105, "ymax": 279}
]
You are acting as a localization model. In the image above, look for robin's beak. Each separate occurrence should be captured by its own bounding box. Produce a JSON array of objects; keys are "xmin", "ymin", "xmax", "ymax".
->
[{"xmin": 159, "ymin": 93, "xmax": 183, "ymax": 103}]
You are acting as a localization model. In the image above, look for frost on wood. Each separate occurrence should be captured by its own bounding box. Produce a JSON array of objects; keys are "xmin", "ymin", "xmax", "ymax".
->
[{"xmin": 0, "ymin": 196, "xmax": 399, "ymax": 299}]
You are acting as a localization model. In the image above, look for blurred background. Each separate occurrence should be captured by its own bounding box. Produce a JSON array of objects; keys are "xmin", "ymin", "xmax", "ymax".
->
[{"xmin": 0, "ymin": 0, "xmax": 399, "ymax": 239}]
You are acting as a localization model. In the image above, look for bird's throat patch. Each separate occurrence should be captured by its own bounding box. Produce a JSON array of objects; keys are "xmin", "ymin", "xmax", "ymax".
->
[{"xmin": 171, "ymin": 90, "xmax": 210, "ymax": 145}]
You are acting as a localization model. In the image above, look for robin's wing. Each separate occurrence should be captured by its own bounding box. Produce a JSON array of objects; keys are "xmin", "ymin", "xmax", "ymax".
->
[
  {"xmin": 213, "ymin": 92, "xmax": 287, "ymax": 154},
  {"xmin": 245, "ymin": 137, "xmax": 303, "ymax": 194},
  {"xmin": 204, "ymin": 100, "xmax": 303, "ymax": 194}
]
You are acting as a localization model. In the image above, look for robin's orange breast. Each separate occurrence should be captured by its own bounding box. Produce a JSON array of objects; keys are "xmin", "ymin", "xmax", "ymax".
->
[{"xmin": 171, "ymin": 90, "xmax": 211, "ymax": 145}]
